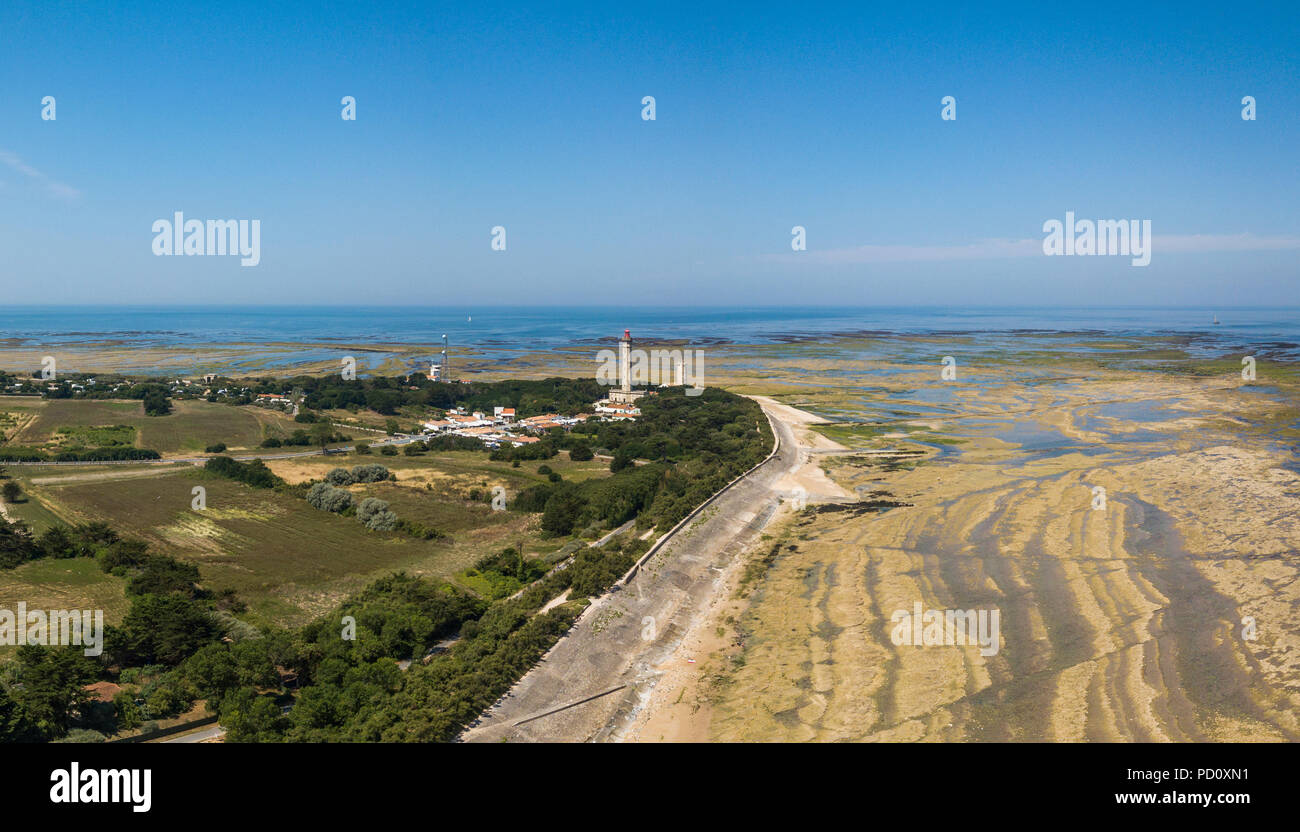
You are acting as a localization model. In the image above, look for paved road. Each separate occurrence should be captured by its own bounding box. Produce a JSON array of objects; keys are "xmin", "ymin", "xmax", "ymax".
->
[
  {"xmin": 160, "ymin": 724, "xmax": 226, "ymax": 743},
  {"xmin": 460, "ymin": 402, "xmax": 802, "ymax": 742}
]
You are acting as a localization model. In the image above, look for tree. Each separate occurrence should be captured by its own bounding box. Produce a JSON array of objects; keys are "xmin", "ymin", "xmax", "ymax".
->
[
  {"xmin": 310, "ymin": 422, "xmax": 334, "ymax": 453},
  {"xmin": 142, "ymin": 392, "xmax": 171, "ymax": 416},
  {"xmin": 119, "ymin": 594, "xmax": 220, "ymax": 666},
  {"xmin": 37, "ymin": 525, "xmax": 75, "ymax": 559},
  {"xmin": 180, "ymin": 644, "xmax": 240, "ymax": 706},
  {"xmin": 1, "ymin": 480, "xmax": 21, "ymax": 503},
  {"xmin": 112, "ymin": 692, "xmax": 143, "ymax": 732},
  {"xmin": 11, "ymin": 646, "xmax": 97, "ymax": 739},
  {"xmin": 568, "ymin": 443, "xmax": 594, "ymax": 461},
  {"xmin": 0, "ymin": 516, "xmax": 37, "ymax": 569},
  {"xmin": 0, "ymin": 684, "xmax": 37, "ymax": 743},
  {"xmin": 540, "ymin": 484, "xmax": 584, "ymax": 536},
  {"xmin": 219, "ymin": 688, "xmax": 286, "ymax": 742}
]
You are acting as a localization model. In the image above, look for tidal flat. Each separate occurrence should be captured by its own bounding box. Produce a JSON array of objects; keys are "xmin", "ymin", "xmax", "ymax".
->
[{"xmin": 687, "ymin": 337, "xmax": 1300, "ymax": 742}]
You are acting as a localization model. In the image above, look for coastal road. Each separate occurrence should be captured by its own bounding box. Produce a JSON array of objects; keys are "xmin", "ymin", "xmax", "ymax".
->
[
  {"xmin": 160, "ymin": 724, "xmax": 226, "ymax": 743},
  {"xmin": 460, "ymin": 399, "xmax": 832, "ymax": 742}
]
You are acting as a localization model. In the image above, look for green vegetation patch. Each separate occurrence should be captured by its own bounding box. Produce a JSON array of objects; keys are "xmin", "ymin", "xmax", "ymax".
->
[{"xmin": 54, "ymin": 424, "xmax": 137, "ymax": 449}]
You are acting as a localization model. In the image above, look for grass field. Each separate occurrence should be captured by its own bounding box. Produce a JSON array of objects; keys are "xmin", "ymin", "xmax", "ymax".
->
[
  {"xmin": 0, "ymin": 558, "xmax": 129, "ymax": 659},
  {"xmin": 0, "ymin": 397, "xmax": 300, "ymax": 455},
  {"xmin": 1, "ymin": 490, "xmax": 67, "ymax": 534},
  {"xmin": 27, "ymin": 458, "xmax": 577, "ymax": 626},
  {"xmin": 2, "ymin": 414, "xmax": 616, "ymax": 629},
  {"xmin": 264, "ymin": 448, "xmax": 612, "ymax": 490}
]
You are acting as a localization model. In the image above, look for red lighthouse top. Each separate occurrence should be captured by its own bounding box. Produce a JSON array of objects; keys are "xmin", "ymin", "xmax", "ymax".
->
[{"xmin": 622, "ymin": 329, "xmax": 631, "ymax": 340}]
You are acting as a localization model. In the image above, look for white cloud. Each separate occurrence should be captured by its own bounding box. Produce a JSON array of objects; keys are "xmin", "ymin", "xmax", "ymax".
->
[{"xmin": 0, "ymin": 149, "xmax": 81, "ymax": 200}]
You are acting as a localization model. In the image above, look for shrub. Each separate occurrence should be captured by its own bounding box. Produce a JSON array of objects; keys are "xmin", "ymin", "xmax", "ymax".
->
[
  {"xmin": 349, "ymin": 464, "xmax": 390, "ymax": 483},
  {"xmin": 357, "ymin": 497, "xmax": 398, "ymax": 531},
  {"xmin": 380, "ymin": 445, "xmax": 397, "ymax": 456},
  {"xmin": 51, "ymin": 447, "xmax": 161, "ymax": 462},
  {"xmin": 260, "ymin": 437, "xmax": 283, "ymax": 448},
  {"xmin": 205, "ymin": 443, "xmax": 227, "ymax": 454},
  {"xmin": 306, "ymin": 482, "xmax": 353, "ymax": 513},
  {"xmin": 354, "ymin": 442, "xmax": 371, "ymax": 454},
  {"xmin": 52, "ymin": 728, "xmax": 107, "ymax": 744},
  {"xmin": 206, "ymin": 456, "xmax": 282, "ymax": 489},
  {"xmin": 325, "ymin": 468, "xmax": 355, "ymax": 486}
]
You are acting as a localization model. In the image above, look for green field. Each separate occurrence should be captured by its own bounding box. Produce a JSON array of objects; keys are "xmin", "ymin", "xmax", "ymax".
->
[
  {"xmin": 0, "ymin": 558, "xmax": 129, "ymax": 659},
  {"xmin": 0, "ymin": 398, "xmax": 616, "ymax": 628},
  {"xmin": 0, "ymin": 397, "xmax": 299, "ymax": 454},
  {"xmin": 27, "ymin": 461, "xmax": 569, "ymax": 626},
  {"xmin": 54, "ymin": 424, "xmax": 137, "ymax": 448}
]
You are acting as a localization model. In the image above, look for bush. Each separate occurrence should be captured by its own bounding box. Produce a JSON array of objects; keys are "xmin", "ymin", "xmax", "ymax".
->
[
  {"xmin": 349, "ymin": 464, "xmax": 390, "ymax": 483},
  {"xmin": 205, "ymin": 443, "xmax": 227, "ymax": 454},
  {"xmin": 380, "ymin": 445, "xmax": 397, "ymax": 456},
  {"xmin": 51, "ymin": 447, "xmax": 162, "ymax": 463},
  {"xmin": 52, "ymin": 728, "xmax": 107, "ymax": 744},
  {"xmin": 357, "ymin": 497, "xmax": 398, "ymax": 531},
  {"xmin": 537, "ymin": 465, "xmax": 552, "ymax": 476},
  {"xmin": 206, "ymin": 456, "xmax": 282, "ymax": 489},
  {"xmin": 260, "ymin": 437, "xmax": 282, "ymax": 448},
  {"xmin": 325, "ymin": 468, "xmax": 354, "ymax": 486},
  {"xmin": 396, "ymin": 519, "xmax": 446, "ymax": 540},
  {"xmin": 306, "ymin": 482, "xmax": 353, "ymax": 513},
  {"xmin": 354, "ymin": 442, "xmax": 371, "ymax": 454}
]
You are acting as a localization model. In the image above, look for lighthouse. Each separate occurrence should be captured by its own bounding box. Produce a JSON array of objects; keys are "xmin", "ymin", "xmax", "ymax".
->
[
  {"xmin": 618, "ymin": 328, "xmax": 632, "ymax": 393},
  {"xmin": 608, "ymin": 328, "xmax": 647, "ymax": 405}
]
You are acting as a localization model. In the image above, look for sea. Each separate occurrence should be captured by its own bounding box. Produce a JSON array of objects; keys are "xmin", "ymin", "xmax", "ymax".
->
[{"xmin": 1, "ymin": 306, "xmax": 1298, "ymax": 372}]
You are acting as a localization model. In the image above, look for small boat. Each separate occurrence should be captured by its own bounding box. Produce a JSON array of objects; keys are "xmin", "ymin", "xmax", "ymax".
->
[{"xmin": 1213, "ymin": 314, "xmax": 1220, "ymax": 325}]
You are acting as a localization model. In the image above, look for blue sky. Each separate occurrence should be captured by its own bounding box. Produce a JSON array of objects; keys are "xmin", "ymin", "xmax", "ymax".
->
[{"xmin": 0, "ymin": 0, "xmax": 1296, "ymax": 306}]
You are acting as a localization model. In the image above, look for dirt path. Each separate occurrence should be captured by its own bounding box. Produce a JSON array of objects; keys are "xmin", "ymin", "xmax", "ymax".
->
[
  {"xmin": 460, "ymin": 397, "xmax": 848, "ymax": 742},
  {"xmin": 29, "ymin": 467, "xmax": 193, "ymax": 486}
]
